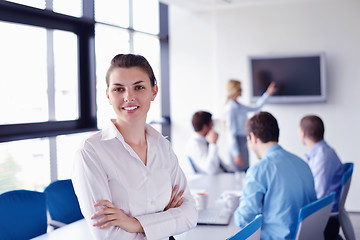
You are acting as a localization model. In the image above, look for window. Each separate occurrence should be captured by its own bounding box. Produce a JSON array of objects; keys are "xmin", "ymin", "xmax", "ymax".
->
[
  {"xmin": 133, "ymin": 0, "xmax": 159, "ymax": 34},
  {"xmin": 0, "ymin": 0, "xmax": 169, "ymax": 191},
  {"xmin": 0, "ymin": 22, "xmax": 48, "ymax": 124},
  {"xmin": 94, "ymin": 0, "xmax": 163, "ymax": 129},
  {"xmin": 0, "ymin": 138, "xmax": 50, "ymax": 193},
  {"xmin": 95, "ymin": 0, "xmax": 129, "ymax": 27},
  {"xmin": 5, "ymin": 0, "xmax": 82, "ymax": 17},
  {"xmin": 0, "ymin": 0, "xmax": 97, "ymax": 142}
]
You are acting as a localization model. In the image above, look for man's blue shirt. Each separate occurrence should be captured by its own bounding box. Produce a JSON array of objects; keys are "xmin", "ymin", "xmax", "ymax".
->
[
  {"xmin": 306, "ymin": 140, "xmax": 344, "ymax": 211},
  {"xmin": 234, "ymin": 144, "xmax": 317, "ymax": 240}
]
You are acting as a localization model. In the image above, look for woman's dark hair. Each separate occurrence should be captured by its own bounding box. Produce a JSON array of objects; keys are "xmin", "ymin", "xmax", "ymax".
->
[
  {"xmin": 300, "ymin": 115, "xmax": 324, "ymax": 142},
  {"xmin": 106, "ymin": 54, "xmax": 157, "ymax": 87},
  {"xmin": 246, "ymin": 111, "xmax": 279, "ymax": 143}
]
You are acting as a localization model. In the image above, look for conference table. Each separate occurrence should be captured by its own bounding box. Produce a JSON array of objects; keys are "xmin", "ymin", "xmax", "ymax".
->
[
  {"xmin": 175, "ymin": 173, "xmax": 243, "ymax": 239},
  {"xmin": 33, "ymin": 173, "xmax": 243, "ymax": 240}
]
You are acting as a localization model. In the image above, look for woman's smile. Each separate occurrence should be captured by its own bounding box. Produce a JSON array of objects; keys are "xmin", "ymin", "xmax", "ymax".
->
[{"xmin": 122, "ymin": 105, "xmax": 139, "ymax": 112}]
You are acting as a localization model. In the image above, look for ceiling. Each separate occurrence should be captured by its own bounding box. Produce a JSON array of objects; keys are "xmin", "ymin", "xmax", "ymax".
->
[{"xmin": 159, "ymin": 0, "xmax": 313, "ymax": 11}]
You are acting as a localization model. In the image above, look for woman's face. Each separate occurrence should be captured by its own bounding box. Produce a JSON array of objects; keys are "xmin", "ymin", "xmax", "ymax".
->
[
  {"xmin": 233, "ymin": 85, "xmax": 242, "ymax": 98},
  {"xmin": 237, "ymin": 87, "xmax": 242, "ymax": 97},
  {"xmin": 106, "ymin": 67, "xmax": 158, "ymax": 125}
]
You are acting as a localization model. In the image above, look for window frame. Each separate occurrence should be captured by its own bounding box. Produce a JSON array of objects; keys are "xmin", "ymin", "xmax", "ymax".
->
[{"xmin": 0, "ymin": 1, "xmax": 97, "ymax": 143}]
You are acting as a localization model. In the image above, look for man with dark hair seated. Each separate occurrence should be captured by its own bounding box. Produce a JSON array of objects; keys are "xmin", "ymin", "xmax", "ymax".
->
[
  {"xmin": 299, "ymin": 115, "xmax": 344, "ymax": 240},
  {"xmin": 185, "ymin": 111, "xmax": 229, "ymax": 174},
  {"xmin": 234, "ymin": 111, "xmax": 317, "ymax": 240}
]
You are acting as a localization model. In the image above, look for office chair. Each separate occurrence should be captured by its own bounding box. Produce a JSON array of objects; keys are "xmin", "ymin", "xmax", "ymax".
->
[
  {"xmin": 0, "ymin": 190, "xmax": 47, "ymax": 240},
  {"xmin": 330, "ymin": 162, "xmax": 355, "ymax": 240},
  {"xmin": 295, "ymin": 192, "xmax": 335, "ymax": 240},
  {"xmin": 44, "ymin": 179, "xmax": 84, "ymax": 227},
  {"xmin": 227, "ymin": 214, "xmax": 262, "ymax": 240},
  {"xmin": 187, "ymin": 156, "xmax": 199, "ymax": 173}
]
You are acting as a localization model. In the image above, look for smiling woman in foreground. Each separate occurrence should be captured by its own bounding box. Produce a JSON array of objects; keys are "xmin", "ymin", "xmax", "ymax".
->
[{"xmin": 72, "ymin": 54, "xmax": 198, "ymax": 240}]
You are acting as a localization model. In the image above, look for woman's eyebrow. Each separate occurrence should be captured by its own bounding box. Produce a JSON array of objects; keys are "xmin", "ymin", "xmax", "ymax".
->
[
  {"xmin": 133, "ymin": 80, "xmax": 144, "ymax": 85},
  {"xmin": 112, "ymin": 80, "xmax": 144, "ymax": 86}
]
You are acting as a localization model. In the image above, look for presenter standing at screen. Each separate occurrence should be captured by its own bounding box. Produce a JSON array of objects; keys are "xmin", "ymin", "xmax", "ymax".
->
[
  {"xmin": 224, "ymin": 79, "xmax": 276, "ymax": 171},
  {"xmin": 72, "ymin": 54, "xmax": 197, "ymax": 240}
]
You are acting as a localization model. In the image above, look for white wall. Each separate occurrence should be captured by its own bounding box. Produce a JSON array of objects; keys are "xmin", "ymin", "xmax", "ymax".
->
[{"xmin": 169, "ymin": 0, "xmax": 360, "ymax": 211}]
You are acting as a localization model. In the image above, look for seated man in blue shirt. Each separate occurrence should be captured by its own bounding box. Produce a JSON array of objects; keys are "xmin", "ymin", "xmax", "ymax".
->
[
  {"xmin": 234, "ymin": 111, "xmax": 317, "ymax": 240},
  {"xmin": 299, "ymin": 115, "xmax": 344, "ymax": 240}
]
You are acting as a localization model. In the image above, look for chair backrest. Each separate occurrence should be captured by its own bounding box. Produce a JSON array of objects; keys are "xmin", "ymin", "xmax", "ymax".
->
[
  {"xmin": 295, "ymin": 192, "xmax": 335, "ymax": 240},
  {"xmin": 336, "ymin": 162, "xmax": 353, "ymax": 212},
  {"xmin": 44, "ymin": 179, "xmax": 84, "ymax": 224},
  {"xmin": 0, "ymin": 190, "xmax": 47, "ymax": 240},
  {"xmin": 187, "ymin": 156, "xmax": 199, "ymax": 173},
  {"xmin": 227, "ymin": 214, "xmax": 263, "ymax": 240}
]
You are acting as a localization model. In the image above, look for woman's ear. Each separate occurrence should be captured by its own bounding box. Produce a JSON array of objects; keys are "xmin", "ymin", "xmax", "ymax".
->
[
  {"xmin": 151, "ymin": 84, "xmax": 158, "ymax": 101},
  {"xmin": 106, "ymin": 88, "xmax": 111, "ymax": 105}
]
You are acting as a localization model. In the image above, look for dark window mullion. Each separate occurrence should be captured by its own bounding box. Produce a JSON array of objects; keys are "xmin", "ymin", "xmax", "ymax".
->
[
  {"xmin": 128, "ymin": 0, "xmax": 134, "ymax": 53},
  {"xmin": 159, "ymin": 2, "xmax": 171, "ymax": 140}
]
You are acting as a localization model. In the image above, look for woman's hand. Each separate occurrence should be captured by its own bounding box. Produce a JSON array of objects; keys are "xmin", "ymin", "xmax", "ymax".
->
[
  {"xmin": 91, "ymin": 200, "xmax": 144, "ymax": 233},
  {"xmin": 164, "ymin": 185, "xmax": 184, "ymax": 211},
  {"xmin": 266, "ymin": 82, "xmax": 277, "ymax": 95}
]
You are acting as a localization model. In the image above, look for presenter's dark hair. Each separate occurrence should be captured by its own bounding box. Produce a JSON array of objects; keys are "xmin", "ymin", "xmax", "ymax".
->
[
  {"xmin": 106, "ymin": 54, "xmax": 157, "ymax": 87},
  {"xmin": 192, "ymin": 111, "xmax": 212, "ymax": 132},
  {"xmin": 246, "ymin": 111, "xmax": 279, "ymax": 143},
  {"xmin": 300, "ymin": 115, "xmax": 324, "ymax": 142}
]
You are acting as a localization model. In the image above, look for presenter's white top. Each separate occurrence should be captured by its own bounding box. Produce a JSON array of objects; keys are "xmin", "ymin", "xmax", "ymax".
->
[{"xmin": 72, "ymin": 120, "xmax": 197, "ymax": 240}]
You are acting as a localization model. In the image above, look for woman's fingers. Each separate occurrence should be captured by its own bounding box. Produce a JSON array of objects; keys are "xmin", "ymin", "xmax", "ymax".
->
[
  {"xmin": 169, "ymin": 185, "xmax": 179, "ymax": 203},
  {"xmin": 172, "ymin": 190, "xmax": 184, "ymax": 207},
  {"xmin": 91, "ymin": 200, "xmax": 118, "ymax": 219},
  {"xmin": 90, "ymin": 200, "xmax": 142, "ymax": 232},
  {"xmin": 175, "ymin": 197, "xmax": 184, "ymax": 208},
  {"xmin": 93, "ymin": 213, "xmax": 115, "ymax": 227},
  {"xmin": 165, "ymin": 187, "xmax": 184, "ymax": 211},
  {"xmin": 92, "ymin": 206, "xmax": 116, "ymax": 219},
  {"xmin": 94, "ymin": 200, "xmax": 114, "ymax": 208}
]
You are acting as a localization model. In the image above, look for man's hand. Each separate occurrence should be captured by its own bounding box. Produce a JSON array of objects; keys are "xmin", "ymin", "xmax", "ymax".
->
[
  {"xmin": 164, "ymin": 185, "xmax": 184, "ymax": 211},
  {"xmin": 207, "ymin": 129, "xmax": 219, "ymax": 144}
]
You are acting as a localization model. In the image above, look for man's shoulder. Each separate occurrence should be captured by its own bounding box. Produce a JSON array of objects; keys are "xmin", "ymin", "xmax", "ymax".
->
[
  {"xmin": 263, "ymin": 146, "xmax": 309, "ymax": 171},
  {"xmin": 249, "ymin": 156, "xmax": 276, "ymax": 174},
  {"xmin": 185, "ymin": 133, "xmax": 206, "ymax": 151},
  {"xmin": 186, "ymin": 133, "xmax": 203, "ymax": 143},
  {"xmin": 312, "ymin": 141, "xmax": 341, "ymax": 162}
]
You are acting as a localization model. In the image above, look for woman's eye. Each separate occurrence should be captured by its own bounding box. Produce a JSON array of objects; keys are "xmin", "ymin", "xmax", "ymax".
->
[
  {"xmin": 114, "ymin": 87, "xmax": 124, "ymax": 92},
  {"xmin": 135, "ymin": 85, "xmax": 144, "ymax": 90}
]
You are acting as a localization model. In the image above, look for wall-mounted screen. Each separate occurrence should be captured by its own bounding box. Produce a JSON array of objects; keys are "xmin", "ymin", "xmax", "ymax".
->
[{"xmin": 249, "ymin": 53, "xmax": 326, "ymax": 103}]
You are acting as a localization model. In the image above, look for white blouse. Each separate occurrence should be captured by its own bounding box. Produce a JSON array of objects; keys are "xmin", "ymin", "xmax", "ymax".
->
[{"xmin": 72, "ymin": 120, "xmax": 198, "ymax": 240}]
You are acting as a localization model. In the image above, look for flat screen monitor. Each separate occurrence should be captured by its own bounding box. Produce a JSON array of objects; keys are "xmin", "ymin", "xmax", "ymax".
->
[{"xmin": 249, "ymin": 53, "xmax": 326, "ymax": 103}]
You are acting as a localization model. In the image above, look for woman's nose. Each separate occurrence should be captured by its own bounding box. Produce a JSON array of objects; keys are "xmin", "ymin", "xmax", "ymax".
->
[{"xmin": 124, "ymin": 91, "xmax": 135, "ymax": 102}]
